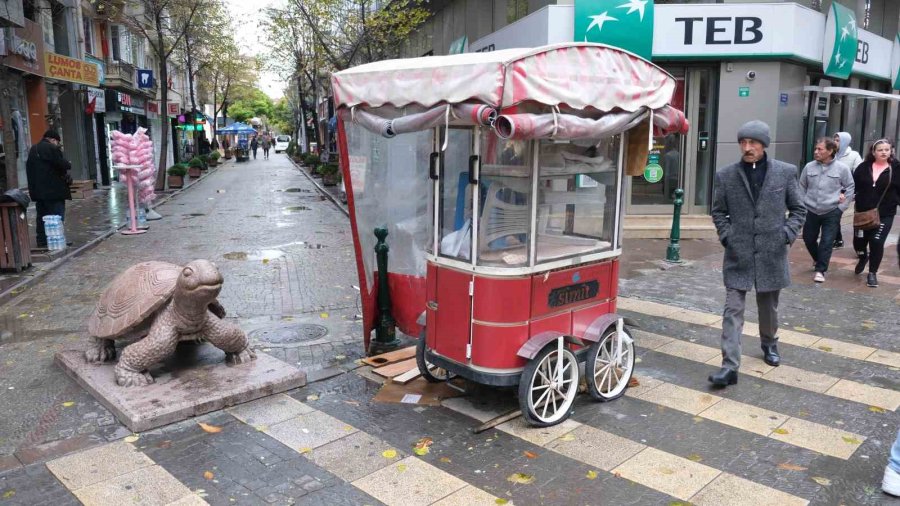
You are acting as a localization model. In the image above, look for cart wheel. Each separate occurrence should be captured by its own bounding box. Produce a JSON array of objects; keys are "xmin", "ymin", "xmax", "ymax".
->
[
  {"xmin": 416, "ymin": 333, "xmax": 457, "ymax": 383},
  {"xmin": 518, "ymin": 342, "xmax": 579, "ymax": 427},
  {"xmin": 586, "ymin": 327, "xmax": 635, "ymax": 402}
]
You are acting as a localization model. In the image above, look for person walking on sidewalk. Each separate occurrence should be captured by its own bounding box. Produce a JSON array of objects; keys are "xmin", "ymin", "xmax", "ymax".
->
[
  {"xmin": 251, "ymin": 135, "xmax": 259, "ymax": 160},
  {"xmin": 709, "ymin": 120, "xmax": 806, "ymax": 387},
  {"xmin": 26, "ymin": 130, "xmax": 72, "ymax": 249},
  {"xmin": 833, "ymin": 132, "xmax": 863, "ymax": 249},
  {"xmin": 799, "ymin": 137, "xmax": 854, "ymax": 283},
  {"xmin": 851, "ymin": 139, "xmax": 900, "ymax": 288},
  {"xmin": 261, "ymin": 135, "xmax": 271, "ymax": 160}
]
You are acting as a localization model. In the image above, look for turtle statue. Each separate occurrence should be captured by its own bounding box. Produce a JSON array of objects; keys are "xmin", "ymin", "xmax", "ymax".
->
[{"xmin": 85, "ymin": 259, "xmax": 256, "ymax": 386}]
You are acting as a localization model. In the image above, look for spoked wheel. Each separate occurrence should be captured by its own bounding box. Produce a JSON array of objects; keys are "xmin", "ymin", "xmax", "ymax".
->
[
  {"xmin": 518, "ymin": 342, "xmax": 580, "ymax": 427},
  {"xmin": 586, "ymin": 327, "xmax": 635, "ymax": 402},
  {"xmin": 416, "ymin": 332, "xmax": 457, "ymax": 383}
]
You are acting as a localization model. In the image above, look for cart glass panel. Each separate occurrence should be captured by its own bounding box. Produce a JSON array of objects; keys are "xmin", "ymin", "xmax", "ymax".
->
[
  {"xmin": 344, "ymin": 123, "xmax": 434, "ymax": 287},
  {"xmin": 477, "ymin": 132, "xmax": 532, "ymax": 267},
  {"xmin": 535, "ymin": 136, "xmax": 620, "ymax": 263},
  {"xmin": 438, "ymin": 128, "xmax": 475, "ymax": 261}
]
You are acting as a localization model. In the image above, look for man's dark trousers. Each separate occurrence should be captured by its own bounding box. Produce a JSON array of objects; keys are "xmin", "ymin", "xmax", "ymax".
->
[
  {"xmin": 721, "ymin": 289, "xmax": 779, "ymax": 371},
  {"xmin": 802, "ymin": 208, "xmax": 842, "ymax": 273},
  {"xmin": 35, "ymin": 200, "xmax": 65, "ymax": 248}
]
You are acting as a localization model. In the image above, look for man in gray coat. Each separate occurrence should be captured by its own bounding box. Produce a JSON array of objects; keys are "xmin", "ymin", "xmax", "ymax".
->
[{"xmin": 709, "ymin": 120, "xmax": 806, "ymax": 387}]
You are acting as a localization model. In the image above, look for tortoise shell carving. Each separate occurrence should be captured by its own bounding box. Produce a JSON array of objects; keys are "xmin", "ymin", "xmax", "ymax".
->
[{"xmin": 88, "ymin": 261, "xmax": 182, "ymax": 338}]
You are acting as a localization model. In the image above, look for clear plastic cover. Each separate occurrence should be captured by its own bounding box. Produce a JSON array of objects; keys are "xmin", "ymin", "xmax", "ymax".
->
[{"xmin": 438, "ymin": 128, "xmax": 475, "ymax": 261}]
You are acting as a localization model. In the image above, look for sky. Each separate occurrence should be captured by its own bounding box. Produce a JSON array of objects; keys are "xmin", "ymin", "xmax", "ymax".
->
[{"xmin": 223, "ymin": 0, "xmax": 287, "ymax": 99}]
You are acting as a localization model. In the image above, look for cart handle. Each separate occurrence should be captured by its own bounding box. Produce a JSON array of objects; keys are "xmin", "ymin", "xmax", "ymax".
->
[
  {"xmin": 429, "ymin": 152, "xmax": 440, "ymax": 180},
  {"xmin": 468, "ymin": 155, "xmax": 479, "ymax": 185}
]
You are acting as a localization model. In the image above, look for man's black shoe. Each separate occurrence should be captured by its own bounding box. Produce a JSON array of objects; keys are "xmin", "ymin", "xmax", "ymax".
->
[
  {"xmin": 833, "ymin": 239, "xmax": 844, "ymax": 249},
  {"xmin": 855, "ymin": 254, "xmax": 869, "ymax": 274},
  {"xmin": 708, "ymin": 368, "xmax": 738, "ymax": 387},
  {"xmin": 761, "ymin": 343, "xmax": 781, "ymax": 367},
  {"xmin": 868, "ymin": 272, "xmax": 879, "ymax": 287}
]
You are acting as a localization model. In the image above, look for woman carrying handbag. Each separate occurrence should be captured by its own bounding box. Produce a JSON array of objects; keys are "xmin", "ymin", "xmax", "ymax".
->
[{"xmin": 852, "ymin": 139, "xmax": 900, "ymax": 287}]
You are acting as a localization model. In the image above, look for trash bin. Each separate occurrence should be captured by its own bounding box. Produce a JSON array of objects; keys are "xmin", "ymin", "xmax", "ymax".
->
[{"xmin": 0, "ymin": 202, "xmax": 32, "ymax": 271}]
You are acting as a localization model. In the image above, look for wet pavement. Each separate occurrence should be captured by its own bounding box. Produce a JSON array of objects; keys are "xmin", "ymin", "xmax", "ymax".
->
[{"xmin": 0, "ymin": 153, "xmax": 897, "ymax": 505}]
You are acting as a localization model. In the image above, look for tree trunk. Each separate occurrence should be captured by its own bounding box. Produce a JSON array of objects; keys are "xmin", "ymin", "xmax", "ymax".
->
[
  {"xmin": 155, "ymin": 18, "xmax": 169, "ymax": 192},
  {"xmin": 185, "ymin": 32, "xmax": 200, "ymax": 158},
  {"xmin": 0, "ymin": 72, "xmax": 18, "ymax": 191}
]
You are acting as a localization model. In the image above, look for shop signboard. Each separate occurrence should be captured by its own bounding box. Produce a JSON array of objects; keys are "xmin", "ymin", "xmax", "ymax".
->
[
  {"xmin": 852, "ymin": 29, "xmax": 892, "ymax": 81},
  {"xmin": 574, "ymin": 0, "xmax": 653, "ymax": 60},
  {"xmin": 87, "ymin": 87, "xmax": 106, "ymax": 113},
  {"xmin": 822, "ymin": 2, "xmax": 857, "ymax": 79},
  {"xmin": 893, "ymin": 34, "xmax": 900, "ymax": 90},
  {"xmin": 85, "ymin": 55, "xmax": 105, "ymax": 85},
  {"xmin": 137, "ymin": 69, "xmax": 154, "ymax": 88},
  {"xmin": 146, "ymin": 101, "xmax": 159, "ymax": 119},
  {"xmin": 45, "ymin": 52, "xmax": 100, "ymax": 86},
  {"xmin": 448, "ymin": 36, "xmax": 467, "ymax": 54},
  {"xmin": 3, "ymin": 20, "xmax": 45, "ymax": 76},
  {"xmin": 167, "ymin": 102, "xmax": 180, "ymax": 115}
]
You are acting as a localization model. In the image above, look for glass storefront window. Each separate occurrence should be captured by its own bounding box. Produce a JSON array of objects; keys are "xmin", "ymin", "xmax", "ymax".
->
[
  {"xmin": 477, "ymin": 132, "xmax": 531, "ymax": 267},
  {"xmin": 535, "ymin": 137, "xmax": 619, "ymax": 263}
]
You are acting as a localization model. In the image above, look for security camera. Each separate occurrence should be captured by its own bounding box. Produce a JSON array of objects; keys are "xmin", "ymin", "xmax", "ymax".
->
[{"xmin": 746, "ymin": 71, "xmax": 757, "ymax": 81}]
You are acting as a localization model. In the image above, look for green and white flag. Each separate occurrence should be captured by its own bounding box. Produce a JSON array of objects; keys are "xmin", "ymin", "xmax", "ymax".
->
[
  {"xmin": 574, "ymin": 0, "xmax": 653, "ymax": 60},
  {"xmin": 822, "ymin": 2, "xmax": 857, "ymax": 79}
]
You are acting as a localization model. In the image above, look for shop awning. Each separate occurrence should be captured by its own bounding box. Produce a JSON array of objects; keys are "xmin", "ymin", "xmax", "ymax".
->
[
  {"xmin": 804, "ymin": 86, "xmax": 900, "ymax": 101},
  {"xmin": 217, "ymin": 122, "xmax": 256, "ymax": 134}
]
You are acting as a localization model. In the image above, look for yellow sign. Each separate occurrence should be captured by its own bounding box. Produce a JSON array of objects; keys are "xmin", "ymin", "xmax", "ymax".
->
[{"xmin": 44, "ymin": 52, "xmax": 100, "ymax": 86}]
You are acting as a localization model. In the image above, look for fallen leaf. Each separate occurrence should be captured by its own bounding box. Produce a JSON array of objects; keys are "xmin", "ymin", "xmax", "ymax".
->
[
  {"xmin": 439, "ymin": 457, "xmax": 451, "ymax": 463},
  {"xmin": 306, "ymin": 394, "xmax": 319, "ymax": 401},
  {"xmin": 842, "ymin": 436, "xmax": 862, "ymax": 445},
  {"xmin": 298, "ymin": 447, "xmax": 312, "ymax": 454},
  {"xmin": 777, "ymin": 462, "xmax": 807, "ymax": 471},
  {"xmin": 262, "ymin": 258, "xmax": 269, "ymax": 265},
  {"xmin": 198, "ymin": 422, "xmax": 223, "ymax": 434},
  {"xmin": 2, "ymin": 490, "xmax": 15, "ymax": 499},
  {"xmin": 793, "ymin": 326, "xmax": 810, "ymax": 332},
  {"xmin": 157, "ymin": 440, "xmax": 172, "ymax": 449},
  {"xmin": 627, "ymin": 377, "xmax": 640, "ymax": 387},
  {"xmin": 817, "ymin": 346, "xmax": 833, "ymax": 352},
  {"xmin": 868, "ymin": 406, "xmax": 886, "ymax": 413},
  {"xmin": 559, "ymin": 433, "xmax": 576, "ymax": 442},
  {"xmin": 397, "ymin": 464, "xmax": 407, "ymax": 472},
  {"xmin": 811, "ymin": 476, "xmax": 832, "ymax": 486},
  {"xmin": 495, "ymin": 499, "xmax": 509, "ymax": 505},
  {"xmin": 254, "ymin": 425, "xmax": 268, "ymax": 432},
  {"xmin": 659, "ymin": 468, "xmax": 675, "ymax": 475},
  {"xmin": 773, "ymin": 428, "xmax": 789, "ymax": 435},
  {"xmin": 61, "ymin": 401, "xmax": 75, "ymax": 408},
  {"xmin": 523, "ymin": 451, "xmax": 538, "ymax": 459},
  {"xmin": 692, "ymin": 416, "xmax": 703, "ymax": 423},
  {"xmin": 586, "ymin": 470, "xmax": 598, "ymax": 480},
  {"xmin": 320, "ymin": 312, "xmax": 329, "ymax": 319},
  {"xmin": 123, "ymin": 434, "xmax": 140, "ymax": 443},
  {"xmin": 668, "ymin": 502, "xmax": 692, "ymax": 506},
  {"xmin": 343, "ymin": 425, "xmax": 354, "ymax": 432},
  {"xmin": 343, "ymin": 400, "xmax": 360, "ymax": 406},
  {"xmin": 382, "ymin": 449, "xmax": 398, "ymax": 459},
  {"xmin": 687, "ymin": 454, "xmax": 703, "ymax": 462},
  {"xmin": 507, "ymin": 473, "xmax": 535, "ymax": 485},
  {"xmin": 203, "ymin": 471, "xmax": 214, "ymax": 480},
  {"xmin": 413, "ymin": 437, "xmax": 433, "ymax": 456},
  {"xmin": 861, "ymin": 321, "xmax": 876, "ymax": 330}
]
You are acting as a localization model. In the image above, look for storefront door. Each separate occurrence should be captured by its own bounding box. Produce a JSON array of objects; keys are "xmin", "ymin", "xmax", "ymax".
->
[{"xmin": 625, "ymin": 67, "xmax": 717, "ymax": 215}]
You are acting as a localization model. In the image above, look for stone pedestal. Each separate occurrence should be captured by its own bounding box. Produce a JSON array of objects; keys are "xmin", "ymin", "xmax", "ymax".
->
[{"xmin": 56, "ymin": 344, "xmax": 306, "ymax": 432}]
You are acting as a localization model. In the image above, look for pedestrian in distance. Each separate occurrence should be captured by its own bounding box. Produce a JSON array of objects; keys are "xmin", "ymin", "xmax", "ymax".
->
[
  {"xmin": 709, "ymin": 120, "xmax": 806, "ymax": 387},
  {"xmin": 262, "ymin": 135, "xmax": 271, "ymax": 160},
  {"xmin": 798, "ymin": 137, "xmax": 854, "ymax": 283},
  {"xmin": 26, "ymin": 130, "xmax": 72, "ymax": 250},
  {"xmin": 251, "ymin": 135, "xmax": 259, "ymax": 160},
  {"xmin": 851, "ymin": 139, "xmax": 900, "ymax": 288},
  {"xmin": 833, "ymin": 132, "xmax": 863, "ymax": 249}
]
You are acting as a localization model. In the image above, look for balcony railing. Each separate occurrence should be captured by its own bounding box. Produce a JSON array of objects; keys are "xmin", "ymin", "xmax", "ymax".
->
[{"xmin": 105, "ymin": 60, "xmax": 135, "ymax": 89}]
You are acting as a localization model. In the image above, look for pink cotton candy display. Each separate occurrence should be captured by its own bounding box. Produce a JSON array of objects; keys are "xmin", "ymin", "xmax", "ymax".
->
[{"xmin": 109, "ymin": 128, "xmax": 157, "ymax": 204}]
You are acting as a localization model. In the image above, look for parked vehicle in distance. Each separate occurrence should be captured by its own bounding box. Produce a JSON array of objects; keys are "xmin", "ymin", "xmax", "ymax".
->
[{"xmin": 274, "ymin": 135, "xmax": 291, "ymax": 153}]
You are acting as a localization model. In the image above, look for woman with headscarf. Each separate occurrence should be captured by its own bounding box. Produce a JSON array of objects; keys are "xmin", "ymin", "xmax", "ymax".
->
[
  {"xmin": 852, "ymin": 139, "xmax": 900, "ymax": 288},
  {"xmin": 832, "ymin": 132, "xmax": 863, "ymax": 248}
]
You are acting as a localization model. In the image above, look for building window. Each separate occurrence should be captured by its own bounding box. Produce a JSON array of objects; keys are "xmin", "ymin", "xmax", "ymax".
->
[
  {"xmin": 506, "ymin": 0, "xmax": 528, "ymax": 24},
  {"xmin": 110, "ymin": 25, "xmax": 120, "ymax": 60},
  {"xmin": 83, "ymin": 18, "xmax": 94, "ymax": 55}
]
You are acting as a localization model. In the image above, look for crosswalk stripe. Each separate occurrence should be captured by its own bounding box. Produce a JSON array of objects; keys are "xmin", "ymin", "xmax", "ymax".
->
[
  {"xmin": 227, "ymin": 394, "xmax": 512, "ymax": 506},
  {"xmin": 442, "ymin": 398, "xmax": 808, "ymax": 505},
  {"xmin": 632, "ymin": 328, "xmax": 900, "ymax": 411},
  {"xmin": 626, "ymin": 376, "xmax": 866, "ymax": 459},
  {"xmin": 618, "ymin": 296, "xmax": 900, "ymax": 368},
  {"xmin": 45, "ymin": 441, "xmax": 207, "ymax": 505}
]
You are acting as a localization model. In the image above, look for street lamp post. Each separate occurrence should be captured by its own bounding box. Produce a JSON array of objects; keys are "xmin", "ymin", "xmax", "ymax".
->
[
  {"xmin": 370, "ymin": 227, "xmax": 401, "ymax": 355},
  {"xmin": 666, "ymin": 188, "xmax": 684, "ymax": 263}
]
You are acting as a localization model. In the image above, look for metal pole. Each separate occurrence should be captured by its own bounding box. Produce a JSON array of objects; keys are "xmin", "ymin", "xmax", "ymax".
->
[
  {"xmin": 666, "ymin": 188, "xmax": 684, "ymax": 263},
  {"xmin": 370, "ymin": 227, "xmax": 401, "ymax": 355}
]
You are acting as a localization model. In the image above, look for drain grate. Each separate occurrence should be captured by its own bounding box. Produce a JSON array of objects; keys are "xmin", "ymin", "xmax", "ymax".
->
[{"xmin": 248, "ymin": 323, "xmax": 329, "ymax": 347}]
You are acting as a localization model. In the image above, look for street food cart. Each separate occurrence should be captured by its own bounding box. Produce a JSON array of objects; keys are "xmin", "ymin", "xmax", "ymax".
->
[
  {"xmin": 332, "ymin": 43, "xmax": 688, "ymax": 426},
  {"xmin": 218, "ymin": 122, "xmax": 255, "ymax": 162}
]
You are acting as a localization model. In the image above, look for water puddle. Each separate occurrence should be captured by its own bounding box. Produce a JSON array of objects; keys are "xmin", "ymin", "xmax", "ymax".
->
[
  {"xmin": 222, "ymin": 249, "xmax": 286, "ymax": 261},
  {"xmin": 282, "ymin": 206, "xmax": 311, "ymax": 214},
  {"xmin": 274, "ymin": 188, "xmax": 311, "ymax": 193}
]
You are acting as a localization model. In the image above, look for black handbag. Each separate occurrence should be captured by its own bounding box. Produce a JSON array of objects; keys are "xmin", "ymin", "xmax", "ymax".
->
[{"xmin": 854, "ymin": 166, "xmax": 891, "ymax": 230}]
